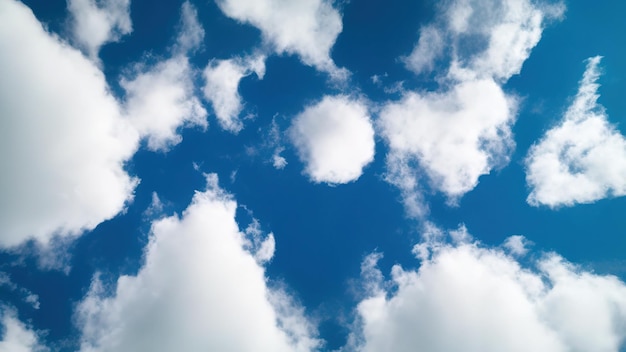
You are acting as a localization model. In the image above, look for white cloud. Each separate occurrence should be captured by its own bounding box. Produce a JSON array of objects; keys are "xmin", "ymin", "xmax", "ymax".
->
[
  {"xmin": 502, "ymin": 235, "xmax": 531, "ymax": 256},
  {"xmin": 75, "ymin": 174, "xmax": 320, "ymax": 352},
  {"xmin": 348, "ymin": 225, "xmax": 626, "ymax": 352},
  {"xmin": 175, "ymin": 1, "xmax": 205, "ymax": 54},
  {"xmin": 67, "ymin": 0, "xmax": 132, "ymax": 60},
  {"xmin": 215, "ymin": 0, "xmax": 347, "ymax": 79},
  {"xmin": 405, "ymin": 0, "xmax": 564, "ymax": 81},
  {"xmin": 0, "ymin": 272, "xmax": 40, "ymax": 310},
  {"xmin": 0, "ymin": 308, "xmax": 46, "ymax": 352},
  {"xmin": 526, "ymin": 56, "xmax": 626, "ymax": 207},
  {"xmin": 203, "ymin": 54, "xmax": 266, "ymax": 133},
  {"xmin": 403, "ymin": 25, "xmax": 444, "ymax": 75},
  {"xmin": 123, "ymin": 2, "xmax": 207, "ymax": 151},
  {"xmin": 382, "ymin": 0, "xmax": 562, "ymax": 216},
  {"xmin": 379, "ymin": 78, "xmax": 516, "ymax": 215},
  {"xmin": 289, "ymin": 96, "xmax": 375, "ymax": 184},
  {"xmin": 123, "ymin": 57, "xmax": 207, "ymax": 151},
  {"xmin": 0, "ymin": 0, "xmax": 139, "ymax": 247}
]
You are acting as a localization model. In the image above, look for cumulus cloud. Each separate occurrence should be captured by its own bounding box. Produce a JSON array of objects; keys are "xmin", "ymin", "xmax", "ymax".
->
[
  {"xmin": 379, "ymin": 78, "xmax": 516, "ymax": 212},
  {"xmin": 289, "ymin": 96, "xmax": 375, "ymax": 184},
  {"xmin": 215, "ymin": 0, "xmax": 347, "ymax": 79},
  {"xmin": 67, "ymin": 0, "xmax": 132, "ymax": 60},
  {"xmin": 348, "ymin": 225, "xmax": 626, "ymax": 352},
  {"xmin": 123, "ymin": 1, "xmax": 207, "ymax": 151},
  {"xmin": 526, "ymin": 56, "xmax": 626, "ymax": 207},
  {"xmin": 405, "ymin": 0, "xmax": 564, "ymax": 80},
  {"xmin": 203, "ymin": 53, "xmax": 266, "ymax": 133},
  {"xmin": 0, "ymin": 0, "xmax": 139, "ymax": 247},
  {"xmin": 0, "ymin": 308, "xmax": 46, "ymax": 352},
  {"xmin": 123, "ymin": 57, "xmax": 207, "ymax": 151},
  {"xmin": 75, "ymin": 174, "xmax": 320, "ymax": 352},
  {"xmin": 382, "ymin": 0, "xmax": 562, "ymax": 216}
]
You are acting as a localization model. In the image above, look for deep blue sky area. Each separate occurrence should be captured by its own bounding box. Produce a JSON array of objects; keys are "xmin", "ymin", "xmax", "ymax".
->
[{"xmin": 2, "ymin": 0, "xmax": 626, "ymax": 351}]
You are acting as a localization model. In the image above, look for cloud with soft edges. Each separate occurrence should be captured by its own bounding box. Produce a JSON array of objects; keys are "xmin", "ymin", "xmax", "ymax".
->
[
  {"xmin": 215, "ymin": 0, "xmax": 347, "ymax": 80},
  {"xmin": 75, "ymin": 174, "xmax": 320, "ymax": 352},
  {"xmin": 0, "ymin": 0, "xmax": 139, "ymax": 248},
  {"xmin": 526, "ymin": 56, "xmax": 626, "ymax": 207},
  {"xmin": 381, "ymin": 0, "xmax": 563, "ymax": 217},
  {"xmin": 123, "ymin": 1, "xmax": 208, "ymax": 151},
  {"xmin": 0, "ymin": 308, "xmax": 47, "ymax": 352},
  {"xmin": 347, "ymin": 224, "xmax": 626, "ymax": 352},
  {"xmin": 67, "ymin": 0, "xmax": 132, "ymax": 60},
  {"xmin": 289, "ymin": 95, "xmax": 375, "ymax": 184},
  {"xmin": 203, "ymin": 53, "xmax": 266, "ymax": 133},
  {"xmin": 0, "ymin": 0, "xmax": 211, "ymax": 249}
]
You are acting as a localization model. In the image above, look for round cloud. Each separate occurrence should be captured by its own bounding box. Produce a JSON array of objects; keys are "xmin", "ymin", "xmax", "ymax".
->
[{"xmin": 289, "ymin": 96, "xmax": 375, "ymax": 184}]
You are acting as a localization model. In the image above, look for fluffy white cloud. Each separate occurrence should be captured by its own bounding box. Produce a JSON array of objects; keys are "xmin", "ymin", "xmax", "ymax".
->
[
  {"xmin": 379, "ymin": 78, "xmax": 516, "ymax": 215},
  {"xmin": 67, "ymin": 0, "xmax": 132, "ymax": 60},
  {"xmin": 215, "ymin": 0, "xmax": 346, "ymax": 79},
  {"xmin": 405, "ymin": 0, "xmax": 564, "ymax": 80},
  {"xmin": 123, "ymin": 57, "xmax": 207, "ymax": 151},
  {"xmin": 0, "ymin": 309, "xmax": 46, "ymax": 352},
  {"xmin": 526, "ymin": 56, "xmax": 626, "ymax": 207},
  {"xmin": 348, "ymin": 225, "xmax": 626, "ymax": 352},
  {"xmin": 0, "ymin": 0, "xmax": 139, "ymax": 247},
  {"xmin": 203, "ymin": 54, "xmax": 266, "ymax": 133},
  {"xmin": 123, "ymin": 1, "xmax": 207, "ymax": 151},
  {"xmin": 383, "ymin": 0, "xmax": 562, "ymax": 216},
  {"xmin": 75, "ymin": 174, "xmax": 320, "ymax": 352},
  {"xmin": 289, "ymin": 96, "xmax": 375, "ymax": 184}
]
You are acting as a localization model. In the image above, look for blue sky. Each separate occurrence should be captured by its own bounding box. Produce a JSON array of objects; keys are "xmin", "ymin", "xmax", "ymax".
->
[{"xmin": 1, "ymin": 0, "xmax": 626, "ymax": 351}]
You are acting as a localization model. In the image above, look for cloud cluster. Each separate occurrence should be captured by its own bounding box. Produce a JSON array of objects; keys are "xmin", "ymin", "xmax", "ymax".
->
[
  {"xmin": 75, "ymin": 174, "xmax": 320, "ymax": 352},
  {"xmin": 215, "ymin": 0, "xmax": 346, "ymax": 79},
  {"xmin": 380, "ymin": 0, "xmax": 562, "ymax": 216},
  {"xmin": 526, "ymin": 56, "xmax": 626, "ymax": 207},
  {"xmin": 0, "ymin": 0, "xmax": 139, "ymax": 248},
  {"xmin": 349, "ymin": 225, "xmax": 626, "ymax": 352},
  {"xmin": 289, "ymin": 96, "xmax": 375, "ymax": 184},
  {"xmin": 203, "ymin": 53, "xmax": 266, "ymax": 133},
  {"xmin": 67, "ymin": 0, "xmax": 132, "ymax": 60}
]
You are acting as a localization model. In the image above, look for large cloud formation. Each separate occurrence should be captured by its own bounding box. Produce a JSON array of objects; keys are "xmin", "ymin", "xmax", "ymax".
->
[
  {"xmin": 289, "ymin": 96, "xmax": 375, "ymax": 184},
  {"xmin": 215, "ymin": 0, "xmax": 346, "ymax": 79},
  {"xmin": 0, "ymin": 0, "xmax": 211, "ymax": 248},
  {"xmin": 349, "ymin": 225, "xmax": 626, "ymax": 352},
  {"xmin": 0, "ymin": 0, "xmax": 139, "ymax": 248},
  {"xmin": 526, "ymin": 56, "xmax": 626, "ymax": 207},
  {"xmin": 380, "ymin": 0, "xmax": 563, "ymax": 217},
  {"xmin": 75, "ymin": 174, "xmax": 320, "ymax": 352}
]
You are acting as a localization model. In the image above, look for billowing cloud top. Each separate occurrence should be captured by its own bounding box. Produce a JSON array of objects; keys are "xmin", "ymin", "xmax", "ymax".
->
[
  {"xmin": 76, "ymin": 174, "xmax": 320, "ymax": 352},
  {"xmin": 349, "ymin": 226, "xmax": 626, "ymax": 352}
]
